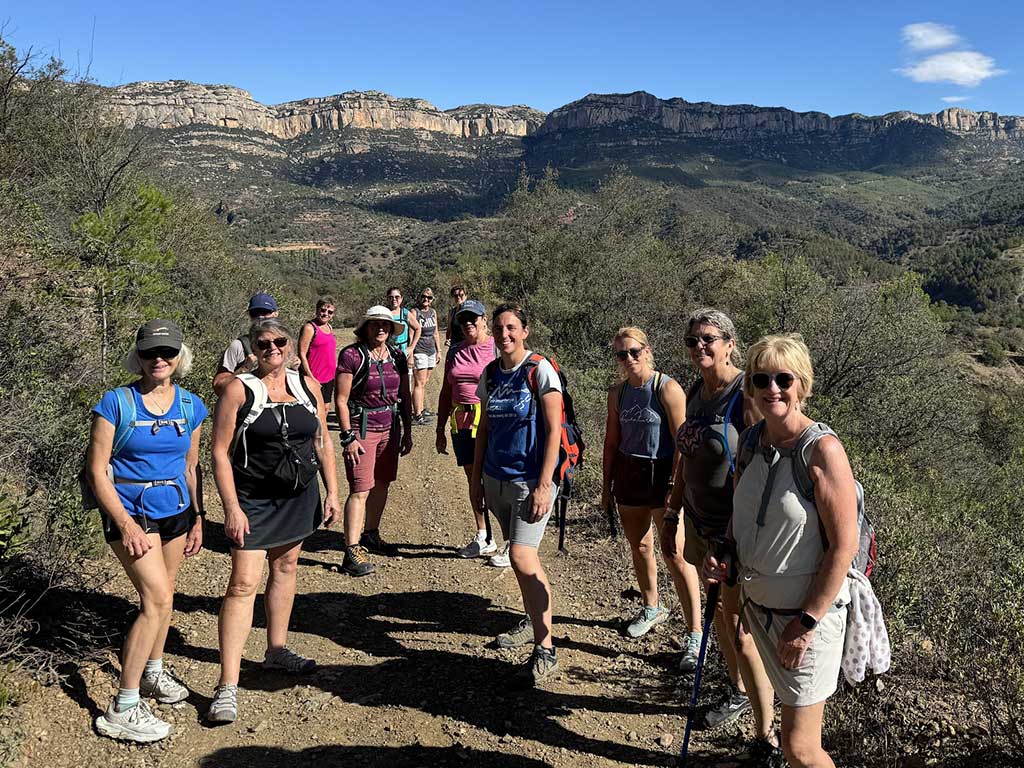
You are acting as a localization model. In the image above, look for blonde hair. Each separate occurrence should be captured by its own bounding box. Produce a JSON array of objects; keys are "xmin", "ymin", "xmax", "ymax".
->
[
  {"xmin": 123, "ymin": 343, "xmax": 195, "ymax": 379},
  {"xmin": 612, "ymin": 327, "xmax": 655, "ymax": 372},
  {"xmin": 744, "ymin": 333, "xmax": 814, "ymax": 401}
]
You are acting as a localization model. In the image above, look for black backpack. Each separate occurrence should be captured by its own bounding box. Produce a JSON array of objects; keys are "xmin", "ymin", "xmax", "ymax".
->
[{"xmin": 339, "ymin": 342, "xmax": 408, "ymax": 437}]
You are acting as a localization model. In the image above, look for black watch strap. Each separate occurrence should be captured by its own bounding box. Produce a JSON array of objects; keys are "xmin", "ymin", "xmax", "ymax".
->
[{"xmin": 799, "ymin": 610, "xmax": 819, "ymax": 630}]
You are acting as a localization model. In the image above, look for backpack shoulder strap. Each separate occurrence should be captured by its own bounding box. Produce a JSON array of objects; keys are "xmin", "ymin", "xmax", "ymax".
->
[
  {"xmin": 177, "ymin": 386, "xmax": 198, "ymax": 434},
  {"xmin": 484, "ymin": 358, "xmax": 501, "ymax": 394},
  {"xmin": 735, "ymin": 420, "xmax": 765, "ymax": 478},
  {"xmin": 285, "ymin": 369, "xmax": 317, "ymax": 416},
  {"xmin": 615, "ymin": 380, "xmax": 628, "ymax": 411},
  {"xmin": 388, "ymin": 342, "xmax": 409, "ymax": 378},
  {"xmin": 343, "ymin": 343, "xmax": 371, "ymax": 396},
  {"xmin": 307, "ymin": 321, "xmax": 317, "ymax": 344},
  {"xmin": 110, "ymin": 386, "xmax": 138, "ymax": 456},
  {"xmin": 523, "ymin": 352, "xmax": 548, "ymax": 394},
  {"xmin": 791, "ymin": 422, "xmax": 836, "ymax": 502},
  {"xmin": 235, "ymin": 374, "xmax": 267, "ymax": 428},
  {"xmin": 238, "ymin": 334, "xmax": 252, "ymax": 357}
]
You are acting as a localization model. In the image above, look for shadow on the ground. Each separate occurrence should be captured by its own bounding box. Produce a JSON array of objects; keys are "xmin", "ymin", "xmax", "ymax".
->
[{"xmin": 201, "ymin": 743, "xmax": 554, "ymax": 768}]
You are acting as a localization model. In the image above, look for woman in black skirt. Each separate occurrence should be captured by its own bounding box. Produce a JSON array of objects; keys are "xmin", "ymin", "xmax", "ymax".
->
[{"xmin": 208, "ymin": 319, "xmax": 340, "ymax": 724}]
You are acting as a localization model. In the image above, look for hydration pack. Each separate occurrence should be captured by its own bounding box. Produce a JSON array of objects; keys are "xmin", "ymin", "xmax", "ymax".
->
[{"xmin": 231, "ymin": 369, "xmax": 318, "ymax": 467}]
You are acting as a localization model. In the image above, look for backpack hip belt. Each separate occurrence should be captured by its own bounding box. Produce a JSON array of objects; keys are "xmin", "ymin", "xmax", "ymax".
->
[
  {"xmin": 449, "ymin": 402, "xmax": 481, "ymax": 438},
  {"xmin": 349, "ymin": 402, "xmax": 398, "ymax": 439},
  {"xmin": 112, "ymin": 476, "xmax": 187, "ymax": 512}
]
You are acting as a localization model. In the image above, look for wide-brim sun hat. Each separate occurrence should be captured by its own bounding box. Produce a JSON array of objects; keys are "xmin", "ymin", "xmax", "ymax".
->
[{"xmin": 355, "ymin": 305, "xmax": 406, "ymax": 338}]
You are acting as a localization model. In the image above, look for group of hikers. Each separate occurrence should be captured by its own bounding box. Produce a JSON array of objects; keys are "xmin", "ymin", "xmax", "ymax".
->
[{"xmin": 84, "ymin": 286, "xmax": 888, "ymax": 768}]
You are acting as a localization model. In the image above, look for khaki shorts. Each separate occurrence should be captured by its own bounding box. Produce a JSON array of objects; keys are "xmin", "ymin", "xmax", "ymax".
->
[{"xmin": 682, "ymin": 514, "xmax": 712, "ymax": 567}]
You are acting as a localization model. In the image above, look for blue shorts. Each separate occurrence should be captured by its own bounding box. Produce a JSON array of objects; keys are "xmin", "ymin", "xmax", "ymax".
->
[{"xmin": 452, "ymin": 429, "xmax": 476, "ymax": 467}]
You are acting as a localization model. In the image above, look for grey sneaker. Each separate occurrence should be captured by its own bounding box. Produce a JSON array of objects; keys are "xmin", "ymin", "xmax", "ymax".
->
[
  {"xmin": 207, "ymin": 684, "xmax": 238, "ymax": 724},
  {"xmin": 625, "ymin": 605, "xmax": 670, "ymax": 638},
  {"xmin": 488, "ymin": 542, "xmax": 511, "ymax": 568},
  {"xmin": 678, "ymin": 631, "xmax": 703, "ymax": 672},
  {"xmin": 140, "ymin": 668, "xmax": 189, "ymax": 704},
  {"xmin": 512, "ymin": 645, "xmax": 559, "ymax": 687},
  {"xmin": 459, "ymin": 536, "xmax": 497, "ymax": 558},
  {"xmin": 496, "ymin": 617, "xmax": 534, "ymax": 649},
  {"xmin": 263, "ymin": 646, "xmax": 316, "ymax": 674},
  {"xmin": 704, "ymin": 689, "xmax": 752, "ymax": 728},
  {"xmin": 95, "ymin": 699, "xmax": 172, "ymax": 742}
]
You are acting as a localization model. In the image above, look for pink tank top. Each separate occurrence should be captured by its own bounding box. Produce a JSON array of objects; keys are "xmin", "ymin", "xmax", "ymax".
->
[{"xmin": 306, "ymin": 322, "xmax": 337, "ymax": 383}]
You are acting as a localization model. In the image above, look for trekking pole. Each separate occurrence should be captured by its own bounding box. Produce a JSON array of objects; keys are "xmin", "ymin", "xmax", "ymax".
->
[
  {"xmin": 679, "ymin": 580, "xmax": 719, "ymax": 767},
  {"xmin": 606, "ymin": 500, "xmax": 618, "ymax": 538},
  {"xmin": 557, "ymin": 494, "xmax": 569, "ymax": 555}
]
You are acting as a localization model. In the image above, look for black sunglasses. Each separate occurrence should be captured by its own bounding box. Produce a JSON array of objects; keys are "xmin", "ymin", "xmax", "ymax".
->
[
  {"xmin": 684, "ymin": 334, "xmax": 725, "ymax": 348},
  {"xmin": 614, "ymin": 347, "xmax": 644, "ymax": 361},
  {"xmin": 255, "ymin": 337, "xmax": 288, "ymax": 351},
  {"xmin": 420, "ymin": 295, "xmax": 434, "ymax": 300},
  {"xmin": 139, "ymin": 347, "xmax": 180, "ymax": 360},
  {"xmin": 751, "ymin": 372, "xmax": 796, "ymax": 390},
  {"xmin": 319, "ymin": 308, "xmax": 335, "ymax": 315}
]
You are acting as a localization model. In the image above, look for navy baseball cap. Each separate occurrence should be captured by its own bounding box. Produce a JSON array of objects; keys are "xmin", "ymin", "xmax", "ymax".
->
[
  {"xmin": 455, "ymin": 299, "xmax": 486, "ymax": 322},
  {"xmin": 248, "ymin": 292, "xmax": 278, "ymax": 314}
]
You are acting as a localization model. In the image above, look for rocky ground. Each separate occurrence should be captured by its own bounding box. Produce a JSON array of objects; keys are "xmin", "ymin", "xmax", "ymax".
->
[{"xmin": 2, "ymin": 369, "xmax": 999, "ymax": 768}]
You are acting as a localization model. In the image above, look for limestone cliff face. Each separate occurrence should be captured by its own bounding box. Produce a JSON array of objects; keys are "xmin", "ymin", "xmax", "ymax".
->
[
  {"xmin": 108, "ymin": 81, "xmax": 544, "ymax": 139},
  {"xmin": 535, "ymin": 92, "xmax": 1024, "ymax": 142}
]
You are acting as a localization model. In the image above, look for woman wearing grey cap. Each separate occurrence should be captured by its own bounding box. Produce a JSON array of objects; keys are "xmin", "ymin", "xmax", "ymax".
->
[{"xmin": 87, "ymin": 319, "xmax": 208, "ymax": 743}]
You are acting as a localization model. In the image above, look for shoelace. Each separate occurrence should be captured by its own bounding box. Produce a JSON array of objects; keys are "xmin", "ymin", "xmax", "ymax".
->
[
  {"xmin": 269, "ymin": 648, "xmax": 310, "ymax": 671},
  {"xmin": 212, "ymin": 685, "xmax": 237, "ymax": 710},
  {"xmin": 351, "ymin": 546, "xmax": 369, "ymax": 563},
  {"xmin": 125, "ymin": 700, "xmax": 160, "ymax": 725}
]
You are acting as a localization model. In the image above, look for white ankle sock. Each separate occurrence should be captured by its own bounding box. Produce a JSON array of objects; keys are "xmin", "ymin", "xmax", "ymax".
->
[{"xmin": 142, "ymin": 658, "xmax": 162, "ymax": 680}]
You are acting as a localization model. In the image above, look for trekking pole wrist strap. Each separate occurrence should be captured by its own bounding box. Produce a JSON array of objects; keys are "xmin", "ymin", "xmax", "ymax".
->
[{"xmin": 340, "ymin": 430, "xmax": 357, "ymax": 447}]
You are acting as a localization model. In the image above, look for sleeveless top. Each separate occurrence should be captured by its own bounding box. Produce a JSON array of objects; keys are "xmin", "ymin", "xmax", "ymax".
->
[
  {"xmin": 733, "ymin": 438, "xmax": 852, "ymax": 610},
  {"xmin": 447, "ymin": 306, "xmax": 465, "ymax": 345},
  {"xmin": 676, "ymin": 372, "xmax": 745, "ymax": 535},
  {"xmin": 414, "ymin": 308, "xmax": 437, "ymax": 355},
  {"xmin": 232, "ymin": 396, "xmax": 319, "ymax": 499},
  {"xmin": 306, "ymin": 322, "xmax": 337, "ymax": 384},
  {"xmin": 392, "ymin": 307, "xmax": 411, "ymax": 351},
  {"xmin": 617, "ymin": 373, "xmax": 674, "ymax": 460}
]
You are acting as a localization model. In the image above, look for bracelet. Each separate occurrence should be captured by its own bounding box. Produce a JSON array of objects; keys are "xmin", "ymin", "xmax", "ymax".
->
[{"xmin": 340, "ymin": 430, "xmax": 357, "ymax": 447}]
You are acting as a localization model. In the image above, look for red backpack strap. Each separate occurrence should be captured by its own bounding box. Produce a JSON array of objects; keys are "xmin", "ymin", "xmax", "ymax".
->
[{"xmin": 523, "ymin": 352, "xmax": 547, "ymax": 394}]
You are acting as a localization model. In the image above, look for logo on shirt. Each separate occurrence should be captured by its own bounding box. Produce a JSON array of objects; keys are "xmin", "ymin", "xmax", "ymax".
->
[{"xmin": 620, "ymin": 404, "xmax": 659, "ymax": 424}]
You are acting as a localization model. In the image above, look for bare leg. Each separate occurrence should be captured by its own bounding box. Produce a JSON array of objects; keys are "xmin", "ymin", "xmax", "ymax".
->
[
  {"xmin": 364, "ymin": 482, "xmax": 390, "ymax": 532},
  {"xmin": 265, "ymin": 540, "xmax": 303, "ymax": 651},
  {"xmin": 344, "ymin": 491, "xmax": 369, "ymax": 547},
  {"xmin": 148, "ymin": 533, "xmax": 187, "ymax": 661},
  {"xmin": 781, "ymin": 702, "xmax": 834, "ymax": 768},
  {"xmin": 724, "ymin": 585, "xmax": 777, "ymax": 741},
  {"xmin": 463, "ymin": 465, "xmax": 488, "ymax": 533},
  {"xmin": 509, "ymin": 544, "xmax": 553, "ymax": 648},
  {"xmin": 653, "ymin": 509, "xmax": 702, "ymax": 630},
  {"xmin": 617, "ymin": 504, "xmax": 659, "ymax": 608},
  {"xmin": 412, "ymin": 368, "xmax": 430, "ymax": 415},
  {"xmin": 217, "ymin": 548, "xmax": 267, "ymax": 686},
  {"xmin": 714, "ymin": 583, "xmax": 743, "ymax": 691},
  {"xmin": 111, "ymin": 535, "xmax": 173, "ymax": 689}
]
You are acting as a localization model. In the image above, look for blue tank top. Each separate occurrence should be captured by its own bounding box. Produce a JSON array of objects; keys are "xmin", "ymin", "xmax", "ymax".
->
[
  {"xmin": 618, "ymin": 372, "xmax": 674, "ymax": 460},
  {"xmin": 483, "ymin": 361, "xmax": 547, "ymax": 481},
  {"xmin": 393, "ymin": 307, "xmax": 410, "ymax": 351}
]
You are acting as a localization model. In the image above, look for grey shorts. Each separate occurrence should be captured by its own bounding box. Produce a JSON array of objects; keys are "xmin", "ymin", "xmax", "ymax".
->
[{"xmin": 483, "ymin": 474, "xmax": 556, "ymax": 548}]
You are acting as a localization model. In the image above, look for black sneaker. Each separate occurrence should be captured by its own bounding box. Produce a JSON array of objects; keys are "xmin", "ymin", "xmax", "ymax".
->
[
  {"xmin": 704, "ymin": 689, "xmax": 752, "ymax": 728},
  {"xmin": 342, "ymin": 545, "xmax": 375, "ymax": 577},
  {"xmin": 510, "ymin": 645, "xmax": 559, "ymax": 688},
  {"xmin": 360, "ymin": 529, "xmax": 399, "ymax": 556},
  {"xmin": 748, "ymin": 737, "xmax": 786, "ymax": 768}
]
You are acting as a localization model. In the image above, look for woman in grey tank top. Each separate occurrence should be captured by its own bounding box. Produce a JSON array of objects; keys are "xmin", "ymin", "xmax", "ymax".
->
[
  {"xmin": 600, "ymin": 327, "xmax": 701, "ymax": 649},
  {"xmin": 411, "ymin": 288, "xmax": 440, "ymax": 425}
]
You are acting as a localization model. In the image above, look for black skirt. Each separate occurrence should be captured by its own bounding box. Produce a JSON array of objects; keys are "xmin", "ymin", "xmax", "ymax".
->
[{"xmin": 235, "ymin": 480, "xmax": 322, "ymax": 550}]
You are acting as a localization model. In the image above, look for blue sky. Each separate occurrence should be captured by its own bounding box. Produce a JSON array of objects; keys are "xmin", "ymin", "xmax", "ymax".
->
[{"xmin": 5, "ymin": 1, "xmax": 1020, "ymax": 116}]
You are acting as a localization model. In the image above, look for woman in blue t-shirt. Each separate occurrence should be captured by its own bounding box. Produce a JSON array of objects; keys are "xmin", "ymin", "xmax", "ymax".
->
[
  {"xmin": 470, "ymin": 303, "xmax": 563, "ymax": 687},
  {"xmin": 87, "ymin": 319, "xmax": 208, "ymax": 744}
]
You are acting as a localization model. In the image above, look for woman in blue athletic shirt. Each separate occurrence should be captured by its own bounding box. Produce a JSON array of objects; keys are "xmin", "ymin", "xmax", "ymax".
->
[{"xmin": 87, "ymin": 319, "xmax": 208, "ymax": 743}]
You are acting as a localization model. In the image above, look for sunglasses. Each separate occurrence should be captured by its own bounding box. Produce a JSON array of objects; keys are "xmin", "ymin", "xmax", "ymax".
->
[
  {"xmin": 614, "ymin": 347, "xmax": 644, "ymax": 361},
  {"xmin": 684, "ymin": 334, "xmax": 725, "ymax": 348},
  {"xmin": 420, "ymin": 295, "xmax": 434, "ymax": 300},
  {"xmin": 139, "ymin": 347, "xmax": 179, "ymax": 360},
  {"xmin": 250, "ymin": 309, "xmax": 274, "ymax": 318},
  {"xmin": 255, "ymin": 337, "xmax": 288, "ymax": 351},
  {"xmin": 451, "ymin": 291, "xmax": 465, "ymax": 298},
  {"xmin": 751, "ymin": 371, "xmax": 796, "ymax": 390},
  {"xmin": 319, "ymin": 308, "xmax": 335, "ymax": 315}
]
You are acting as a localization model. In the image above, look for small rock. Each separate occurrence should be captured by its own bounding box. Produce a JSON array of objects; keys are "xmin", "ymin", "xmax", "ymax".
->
[
  {"xmin": 968, "ymin": 724, "xmax": 989, "ymax": 738},
  {"xmin": 658, "ymin": 732, "xmax": 674, "ymax": 748},
  {"xmin": 627, "ymin": 730, "xmax": 639, "ymax": 742},
  {"xmin": 875, "ymin": 678, "xmax": 885, "ymax": 692}
]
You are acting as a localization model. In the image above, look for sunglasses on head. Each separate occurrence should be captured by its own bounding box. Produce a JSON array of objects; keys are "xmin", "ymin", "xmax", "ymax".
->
[
  {"xmin": 139, "ymin": 347, "xmax": 179, "ymax": 360},
  {"xmin": 255, "ymin": 337, "xmax": 288, "ymax": 351},
  {"xmin": 684, "ymin": 334, "xmax": 725, "ymax": 348},
  {"xmin": 615, "ymin": 347, "xmax": 644, "ymax": 361},
  {"xmin": 751, "ymin": 371, "xmax": 796, "ymax": 390}
]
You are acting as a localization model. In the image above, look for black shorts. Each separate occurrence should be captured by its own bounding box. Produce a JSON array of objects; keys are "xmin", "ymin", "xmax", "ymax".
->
[
  {"xmin": 101, "ymin": 508, "xmax": 191, "ymax": 544},
  {"xmin": 319, "ymin": 379, "xmax": 335, "ymax": 408},
  {"xmin": 452, "ymin": 429, "xmax": 477, "ymax": 467}
]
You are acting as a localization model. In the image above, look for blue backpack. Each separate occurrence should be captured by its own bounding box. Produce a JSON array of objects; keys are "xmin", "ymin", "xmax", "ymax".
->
[{"xmin": 80, "ymin": 385, "xmax": 199, "ymax": 510}]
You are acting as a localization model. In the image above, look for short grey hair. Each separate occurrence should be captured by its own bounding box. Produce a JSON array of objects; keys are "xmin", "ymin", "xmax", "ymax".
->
[
  {"xmin": 123, "ymin": 343, "xmax": 195, "ymax": 378},
  {"xmin": 248, "ymin": 318, "xmax": 292, "ymax": 348},
  {"xmin": 686, "ymin": 308, "xmax": 742, "ymax": 367}
]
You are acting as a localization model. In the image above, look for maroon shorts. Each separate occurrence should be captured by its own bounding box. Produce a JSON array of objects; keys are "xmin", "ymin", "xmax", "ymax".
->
[{"xmin": 345, "ymin": 424, "xmax": 400, "ymax": 493}]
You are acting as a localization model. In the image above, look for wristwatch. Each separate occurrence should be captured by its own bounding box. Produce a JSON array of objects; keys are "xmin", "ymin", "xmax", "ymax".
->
[{"xmin": 799, "ymin": 610, "xmax": 819, "ymax": 630}]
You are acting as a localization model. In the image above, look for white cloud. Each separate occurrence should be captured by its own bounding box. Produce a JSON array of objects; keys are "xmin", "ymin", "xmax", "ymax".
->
[
  {"xmin": 941, "ymin": 96, "xmax": 970, "ymax": 103},
  {"xmin": 898, "ymin": 51, "xmax": 1007, "ymax": 87},
  {"xmin": 901, "ymin": 22, "xmax": 961, "ymax": 51}
]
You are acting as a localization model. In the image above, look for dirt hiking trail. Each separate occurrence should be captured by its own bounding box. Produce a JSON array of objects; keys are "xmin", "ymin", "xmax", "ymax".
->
[{"xmin": 12, "ymin": 364, "xmax": 758, "ymax": 768}]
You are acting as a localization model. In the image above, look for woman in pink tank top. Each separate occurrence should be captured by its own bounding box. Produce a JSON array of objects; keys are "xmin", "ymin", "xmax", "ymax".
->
[{"xmin": 299, "ymin": 296, "xmax": 339, "ymax": 409}]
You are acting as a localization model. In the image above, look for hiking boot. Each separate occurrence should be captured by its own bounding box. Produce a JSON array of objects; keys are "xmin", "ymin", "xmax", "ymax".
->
[
  {"xmin": 488, "ymin": 541, "xmax": 511, "ymax": 568},
  {"xmin": 459, "ymin": 536, "xmax": 497, "ymax": 558},
  {"xmin": 625, "ymin": 605, "xmax": 670, "ymax": 638},
  {"xmin": 704, "ymin": 688, "xmax": 752, "ymax": 728},
  {"xmin": 511, "ymin": 645, "xmax": 559, "ymax": 687},
  {"xmin": 343, "ymin": 545, "xmax": 376, "ymax": 577},
  {"xmin": 360, "ymin": 529, "xmax": 400, "ymax": 556},
  {"xmin": 95, "ymin": 699, "xmax": 172, "ymax": 742},
  {"xmin": 748, "ymin": 737, "xmax": 786, "ymax": 768},
  {"xmin": 496, "ymin": 617, "xmax": 534, "ymax": 649},
  {"xmin": 678, "ymin": 631, "xmax": 704, "ymax": 673},
  {"xmin": 207, "ymin": 684, "xmax": 238, "ymax": 724},
  {"xmin": 139, "ymin": 668, "xmax": 189, "ymax": 704},
  {"xmin": 264, "ymin": 646, "xmax": 316, "ymax": 674}
]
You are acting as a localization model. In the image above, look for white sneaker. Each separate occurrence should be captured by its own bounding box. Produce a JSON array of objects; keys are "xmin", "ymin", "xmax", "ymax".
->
[
  {"xmin": 140, "ymin": 669, "xmax": 189, "ymax": 704},
  {"xmin": 459, "ymin": 536, "xmax": 498, "ymax": 558},
  {"xmin": 488, "ymin": 542, "xmax": 511, "ymax": 568},
  {"xmin": 95, "ymin": 699, "xmax": 172, "ymax": 742}
]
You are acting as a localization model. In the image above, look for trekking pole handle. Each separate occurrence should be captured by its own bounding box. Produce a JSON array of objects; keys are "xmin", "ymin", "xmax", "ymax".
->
[{"xmin": 710, "ymin": 535, "xmax": 737, "ymax": 587}]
